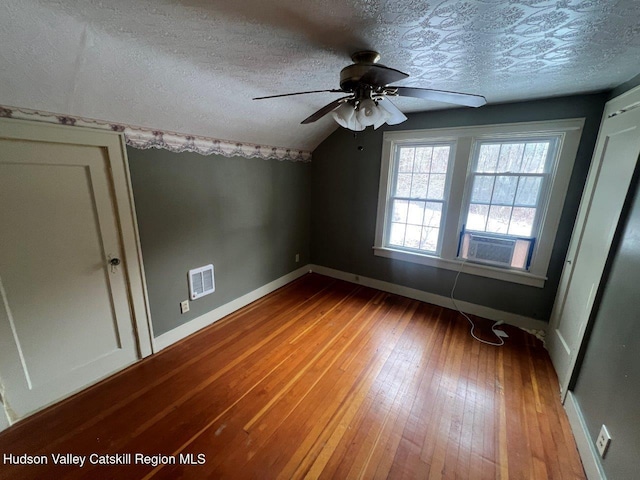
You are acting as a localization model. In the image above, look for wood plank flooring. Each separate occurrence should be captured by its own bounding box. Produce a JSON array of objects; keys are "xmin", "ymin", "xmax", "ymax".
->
[{"xmin": 0, "ymin": 273, "xmax": 585, "ymax": 479}]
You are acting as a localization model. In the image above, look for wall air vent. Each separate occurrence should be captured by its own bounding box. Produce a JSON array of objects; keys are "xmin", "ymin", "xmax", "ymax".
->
[
  {"xmin": 188, "ymin": 264, "xmax": 215, "ymax": 300},
  {"xmin": 467, "ymin": 234, "xmax": 516, "ymax": 267}
]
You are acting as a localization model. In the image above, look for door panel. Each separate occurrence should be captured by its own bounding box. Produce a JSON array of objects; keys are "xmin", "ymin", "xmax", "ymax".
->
[
  {"xmin": 548, "ymin": 99, "xmax": 640, "ymax": 397},
  {"xmin": 0, "ymin": 138, "xmax": 138, "ymax": 420}
]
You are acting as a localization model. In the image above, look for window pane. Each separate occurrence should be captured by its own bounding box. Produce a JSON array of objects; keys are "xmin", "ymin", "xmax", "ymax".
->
[
  {"xmin": 471, "ymin": 175, "xmax": 494, "ymax": 203},
  {"xmin": 404, "ymin": 225, "xmax": 422, "ymax": 248},
  {"xmin": 414, "ymin": 147, "xmax": 433, "ymax": 173},
  {"xmin": 431, "ymin": 146, "xmax": 450, "ymax": 173},
  {"xmin": 497, "ymin": 143, "xmax": 525, "ymax": 172},
  {"xmin": 486, "ymin": 205, "xmax": 512, "ymax": 234},
  {"xmin": 492, "ymin": 176, "xmax": 518, "ymax": 205},
  {"xmin": 515, "ymin": 176, "xmax": 542, "ymax": 206},
  {"xmin": 521, "ymin": 143, "xmax": 548, "ymax": 173},
  {"xmin": 389, "ymin": 223, "xmax": 406, "ymax": 246},
  {"xmin": 477, "ymin": 144, "xmax": 500, "ymax": 172},
  {"xmin": 398, "ymin": 148, "xmax": 415, "ymax": 172},
  {"xmin": 466, "ymin": 204, "xmax": 489, "ymax": 231},
  {"xmin": 427, "ymin": 174, "xmax": 446, "ymax": 200},
  {"xmin": 423, "ymin": 202, "xmax": 442, "ymax": 227},
  {"xmin": 407, "ymin": 201, "xmax": 425, "ymax": 225},
  {"xmin": 420, "ymin": 227, "xmax": 439, "ymax": 252},
  {"xmin": 387, "ymin": 142, "xmax": 451, "ymax": 254},
  {"xmin": 392, "ymin": 199, "xmax": 409, "ymax": 223},
  {"xmin": 410, "ymin": 174, "xmax": 428, "ymax": 198},
  {"xmin": 509, "ymin": 207, "xmax": 536, "ymax": 236},
  {"xmin": 395, "ymin": 173, "xmax": 412, "ymax": 197}
]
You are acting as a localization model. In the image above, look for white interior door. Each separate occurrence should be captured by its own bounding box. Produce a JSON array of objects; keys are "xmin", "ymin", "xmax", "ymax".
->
[
  {"xmin": 548, "ymin": 88, "xmax": 640, "ymax": 397},
  {"xmin": 0, "ymin": 121, "xmax": 149, "ymax": 423}
]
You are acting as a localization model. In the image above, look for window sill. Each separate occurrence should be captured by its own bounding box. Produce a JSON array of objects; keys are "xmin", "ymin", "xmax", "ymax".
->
[{"xmin": 373, "ymin": 247, "xmax": 547, "ymax": 288}]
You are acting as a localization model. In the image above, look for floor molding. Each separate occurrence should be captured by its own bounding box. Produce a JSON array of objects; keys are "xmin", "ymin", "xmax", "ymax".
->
[
  {"xmin": 154, "ymin": 264, "xmax": 548, "ymax": 353},
  {"xmin": 564, "ymin": 392, "xmax": 605, "ymax": 480},
  {"xmin": 309, "ymin": 264, "xmax": 548, "ymax": 333},
  {"xmin": 153, "ymin": 265, "xmax": 311, "ymax": 351}
]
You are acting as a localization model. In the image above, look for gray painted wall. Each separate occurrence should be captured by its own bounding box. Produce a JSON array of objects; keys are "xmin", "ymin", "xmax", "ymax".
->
[
  {"xmin": 572, "ymin": 172, "xmax": 640, "ymax": 479},
  {"xmin": 128, "ymin": 147, "xmax": 310, "ymax": 337},
  {"xmin": 310, "ymin": 94, "xmax": 607, "ymax": 321}
]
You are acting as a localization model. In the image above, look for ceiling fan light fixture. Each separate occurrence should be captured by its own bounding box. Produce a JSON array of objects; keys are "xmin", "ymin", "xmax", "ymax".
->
[
  {"xmin": 371, "ymin": 101, "xmax": 393, "ymax": 129},
  {"xmin": 332, "ymin": 99, "xmax": 393, "ymax": 131},
  {"xmin": 356, "ymin": 99, "xmax": 376, "ymax": 124},
  {"xmin": 332, "ymin": 102, "xmax": 366, "ymax": 131},
  {"xmin": 331, "ymin": 102, "xmax": 354, "ymax": 127},
  {"xmin": 356, "ymin": 99, "xmax": 390, "ymax": 129}
]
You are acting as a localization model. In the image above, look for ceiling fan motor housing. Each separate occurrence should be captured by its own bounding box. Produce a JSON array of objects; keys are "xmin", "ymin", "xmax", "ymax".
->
[
  {"xmin": 339, "ymin": 51, "xmax": 409, "ymax": 93},
  {"xmin": 340, "ymin": 64, "xmax": 377, "ymax": 92},
  {"xmin": 341, "ymin": 50, "xmax": 383, "ymax": 91}
]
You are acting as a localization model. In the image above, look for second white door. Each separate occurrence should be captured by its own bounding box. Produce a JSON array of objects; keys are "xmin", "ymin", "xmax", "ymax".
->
[{"xmin": 548, "ymin": 88, "xmax": 640, "ymax": 396}]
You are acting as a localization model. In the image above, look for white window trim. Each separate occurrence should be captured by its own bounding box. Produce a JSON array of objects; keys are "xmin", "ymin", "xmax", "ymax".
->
[{"xmin": 374, "ymin": 119, "xmax": 585, "ymax": 288}]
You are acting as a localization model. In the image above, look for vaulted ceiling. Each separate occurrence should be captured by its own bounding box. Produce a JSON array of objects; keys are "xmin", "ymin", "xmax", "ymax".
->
[{"xmin": 1, "ymin": 0, "xmax": 639, "ymax": 152}]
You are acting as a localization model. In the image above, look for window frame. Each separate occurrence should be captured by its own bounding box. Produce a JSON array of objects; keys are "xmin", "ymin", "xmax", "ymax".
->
[
  {"xmin": 384, "ymin": 141, "xmax": 456, "ymax": 256},
  {"xmin": 462, "ymin": 135, "xmax": 559, "ymax": 240},
  {"xmin": 374, "ymin": 119, "xmax": 585, "ymax": 288}
]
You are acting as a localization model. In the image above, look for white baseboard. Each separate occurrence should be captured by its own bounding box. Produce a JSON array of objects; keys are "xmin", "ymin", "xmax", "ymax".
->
[
  {"xmin": 564, "ymin": 391, "xmax": 605, "ymax": 480},
  {"xmin": 154, "ymin": 263, "xmax": 547, "ymax": 353},
  {"xmin": 153, "ymin": 265, "xmax": 310, "ymax": 351},
  {"xmin": 309, "ymin": 264, "xmax": 548, "ymax": 333}
]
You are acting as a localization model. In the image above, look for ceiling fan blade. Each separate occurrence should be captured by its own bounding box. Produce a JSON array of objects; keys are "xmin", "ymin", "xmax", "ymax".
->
[
  {"xmin": 393, "ymin": 86, "xmax": 487, "ymax": 107},
  {"xmin": 301, "ymin": 96, "xmax": 351, "ymax": 124},
  {"xmin": 253, "ymin": 89, "xmax": 343, "ymax": 100},
  {"xmin": 358, "ymin": 64, "xmax": 409, "ymax": 87},
  {"xmin": 377, "ymin": 98, "xmax": 408, "ymax": 125}
]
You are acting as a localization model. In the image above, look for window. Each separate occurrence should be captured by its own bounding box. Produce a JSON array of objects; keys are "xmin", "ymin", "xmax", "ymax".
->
[
  {"xmin": 465, "ymin": 139, "xmax": 554, "ymax": 236},
  {"xmin": 458, "ymin": 137, "xmax": 559, "ymax": 270},
  {"xmin": 387, "ymin": 143, "xmax": 454, "ymax": 254},
  {"xmin": 374, "ymin": 120, "xmax": 585, "ymax": 287}
]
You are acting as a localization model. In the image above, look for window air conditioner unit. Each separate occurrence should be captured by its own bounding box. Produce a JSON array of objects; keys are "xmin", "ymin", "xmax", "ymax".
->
[{"xmin": 467, "ymin": 234, "xmax": 516, "ymax": 267}]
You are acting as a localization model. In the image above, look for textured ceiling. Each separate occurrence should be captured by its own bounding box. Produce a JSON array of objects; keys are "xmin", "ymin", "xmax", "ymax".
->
[{"xmin": 1, "ymin": 0, "xmax": 639, "ymax": 152}]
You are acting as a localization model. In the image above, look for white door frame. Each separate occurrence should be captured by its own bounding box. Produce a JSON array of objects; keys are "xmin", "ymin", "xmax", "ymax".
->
[
  {"xmin": 0, "ymin": 118, "xmax": 154, "ymax": 359},
  {"xmin": 0, "ymin": 406, "xmax": 9, "ymax": 431},
  {"xmin": 548, "ymin": 85, "xmax": 640, "ymax": 399}
]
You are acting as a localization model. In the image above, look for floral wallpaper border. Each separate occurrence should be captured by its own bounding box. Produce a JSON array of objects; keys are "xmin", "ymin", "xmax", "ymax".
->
[{"xmin": 0, "ymin": 105, "xmax": 312, "ymax": 162}]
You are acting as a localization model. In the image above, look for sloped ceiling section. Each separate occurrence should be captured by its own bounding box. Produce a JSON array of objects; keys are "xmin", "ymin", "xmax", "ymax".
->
[{"xmin": 1, "ymin": 0, "xmax": 639, "ymax": 153}]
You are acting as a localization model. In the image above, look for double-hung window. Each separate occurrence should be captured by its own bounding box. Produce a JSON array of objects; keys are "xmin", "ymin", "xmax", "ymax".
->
[
  {"xmin": 387, "ymin": 143, "xmax": 454, "ymax": 254},
  {"xmin": 374, "ymin": 120, "xmax": 584, "ymax": 287}
]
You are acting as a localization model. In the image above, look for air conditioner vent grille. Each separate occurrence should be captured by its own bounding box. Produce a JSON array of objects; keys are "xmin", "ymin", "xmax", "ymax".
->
[
  {"xmin": 189, "ymin": 264, "xmax": 215, "ymax": 300},
  {"xmin": 468, "ymin": 235, "xmax": 515, "ymax": 267}
]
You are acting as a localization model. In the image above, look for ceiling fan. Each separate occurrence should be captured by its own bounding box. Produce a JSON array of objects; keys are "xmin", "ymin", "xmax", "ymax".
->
[{"xmin": 253, "ymin": 51, "xmax": 487, "ymax": 131}]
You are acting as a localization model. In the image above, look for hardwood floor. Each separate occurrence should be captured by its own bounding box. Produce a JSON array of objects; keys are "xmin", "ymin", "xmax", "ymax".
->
[{"xmin": 0, "ymin": 273, "xmax": 585, "ymax": 479}]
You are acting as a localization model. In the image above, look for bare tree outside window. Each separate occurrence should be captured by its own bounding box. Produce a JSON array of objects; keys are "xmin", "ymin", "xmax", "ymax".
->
[
  {"xmin": 465, "ymin": 140, "xmax": 555, "ymax": 238},
  {"xmin": 388, "ymin": 144, "xmax": 453, "ymax": 254}
]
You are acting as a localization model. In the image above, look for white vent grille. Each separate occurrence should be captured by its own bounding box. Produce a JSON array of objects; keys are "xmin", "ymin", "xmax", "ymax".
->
[
  {"xmin": 189, "ymin": 264, "xmax": 215, "ymax": 300},
  {"xmin": 467, "ymin": 235, "xmax": 516, "ymax": 267}
]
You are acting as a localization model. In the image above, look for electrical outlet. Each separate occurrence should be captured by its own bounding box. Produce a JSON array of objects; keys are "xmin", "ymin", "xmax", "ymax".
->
[
  {"xmin": 180, "ymin": 300, "xmax": 190, "ymax": 314},
  {"xmin": 596, "ymin": 424, "xmax": 611, "ymax": 458},
  {"xmin": 295, "ymin": 253, "xmax": 300, "ymax": 263}
]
